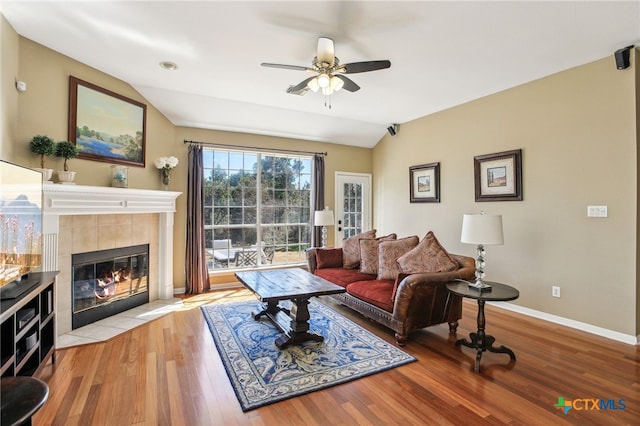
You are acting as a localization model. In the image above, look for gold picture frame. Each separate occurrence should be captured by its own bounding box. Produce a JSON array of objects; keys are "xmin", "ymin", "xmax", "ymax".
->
[{"xmin": 68, "ymin": 76, "xmax": 146, "ymax": 167}]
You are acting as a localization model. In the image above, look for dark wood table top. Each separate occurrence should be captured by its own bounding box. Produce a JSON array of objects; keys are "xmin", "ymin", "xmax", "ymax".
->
[
  {"xmin": 235, "ymin": 268, "xmax": 345, "ymax": 301},
  {"xmin": 1, "ymin": 376, "xmax": 49, "ymax": 426},
  {"xmin": 446, "ymin": 281, "xmax": 519, "ymax": 302}
]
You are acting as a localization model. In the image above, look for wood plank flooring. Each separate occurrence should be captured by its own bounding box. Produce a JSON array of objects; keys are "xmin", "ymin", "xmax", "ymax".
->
[{"xmin": 33, "ymin": 289, "xmax": 639, "ymax": 425}]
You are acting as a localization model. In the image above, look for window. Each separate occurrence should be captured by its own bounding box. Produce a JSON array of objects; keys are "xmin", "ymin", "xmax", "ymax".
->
[{"xmin": 203, "ymin": 149, "xmax": 312, "ymax": 270}]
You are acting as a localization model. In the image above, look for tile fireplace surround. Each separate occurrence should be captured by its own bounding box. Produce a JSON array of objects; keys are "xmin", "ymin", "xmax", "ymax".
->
[{"xmin": 41, "ymin": 184, "xmax": 181, "ymax": 337}]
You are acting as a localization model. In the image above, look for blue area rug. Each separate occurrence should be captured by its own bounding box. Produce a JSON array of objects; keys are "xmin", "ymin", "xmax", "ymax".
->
[{"xmin": 201, "ymin": 299, "xmax": 416, "ymax": 411}]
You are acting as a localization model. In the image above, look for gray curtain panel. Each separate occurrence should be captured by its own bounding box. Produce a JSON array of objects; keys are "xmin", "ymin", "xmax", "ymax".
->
[
  {"xmin": 312, "ymin": 154, "xmax": 325, "ymax": 247},
  {"xmin": 186, "ymin": 144, "xmax": 210, "ymax": 294}
]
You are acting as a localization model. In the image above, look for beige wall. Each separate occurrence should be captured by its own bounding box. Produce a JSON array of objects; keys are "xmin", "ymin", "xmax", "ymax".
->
[
  {"xmin": 1, "ymin": 26, "xmax": 372, "ymax": 290},
  {"xmin": 636, "ymin": 50, "xmax": 640, "ymax": 335},
  {"xmin": 373, "ymin": 53, "xmax": 638, "ymax": 336},
  {"xmin": 1, "ymin": 15, "xmax": 20, "ymax": 159},
  {"xmin": 12, "ymin": 37, "xmax": 177, "ymax": 187}
]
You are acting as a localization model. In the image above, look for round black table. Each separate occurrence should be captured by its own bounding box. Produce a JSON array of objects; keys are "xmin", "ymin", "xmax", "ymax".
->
[
  {"xmin": 0, "ymin": 376, "xmax": 49, "ymax": 426},
  {"xmin": 446, "ymin": 281, "xmax": 519, "ymax": 373}
]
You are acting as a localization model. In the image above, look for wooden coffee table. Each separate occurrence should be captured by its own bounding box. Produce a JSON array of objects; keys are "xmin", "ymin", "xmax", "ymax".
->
[{"xmin": 235, "ymin": 268, "xmax": 346, "ymax": 349}]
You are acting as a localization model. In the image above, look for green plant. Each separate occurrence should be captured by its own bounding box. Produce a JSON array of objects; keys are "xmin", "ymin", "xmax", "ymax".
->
[
  {"xmin": 29, "ymin": 135, "xmax": 56, "ymax": 168},
  {"xmin": 54, "ymin": 141, "xmax": 78, "ymax": 171}
]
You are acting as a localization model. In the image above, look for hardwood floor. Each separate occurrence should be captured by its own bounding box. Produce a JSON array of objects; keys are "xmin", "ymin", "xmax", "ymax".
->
[{"xmin": 34, "ymin": 289, "xmax": 638, "ymax": 425}]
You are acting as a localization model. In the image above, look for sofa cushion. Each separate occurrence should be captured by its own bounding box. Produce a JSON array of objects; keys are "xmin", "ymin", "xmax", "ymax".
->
[
  {"xmin": 377, "ymin": 236, "xmax": 420, "ymax": 280},
  {"xmin": 359, "ymin": 234, "xmax": 397, "ymax": 275},
  {"xmin": 342, "ymin": 229, "xmax": 377, "ymax": 269},
  {"xmin": 397, "ymin": 231, "xmax": 459, "ymax": 275},
  {"xmin": 315, "ymin": 248, "xmax": 343, "ymax": 269},
  {"xmin": 346, "ymin": 279, "xmax": 395, "ymax": 312},
  {"xmin": 314, "ymin": 268, "xmax": 377, "ymax": 288}
]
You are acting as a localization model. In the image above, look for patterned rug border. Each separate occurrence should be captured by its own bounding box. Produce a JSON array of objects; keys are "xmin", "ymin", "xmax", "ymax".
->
[{"xmin": 201, "ymin": 299, "xmax": 416, "ymax": 411}]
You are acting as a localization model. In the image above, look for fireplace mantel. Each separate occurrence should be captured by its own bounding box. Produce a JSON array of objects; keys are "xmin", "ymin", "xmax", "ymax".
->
[
  {"xmin": 43, "ymin": 184, "xmax": 180, "ymax": 216},
  {"xmin": 42, "ymin": 185, "xmax": 181, "ymax": 308}
]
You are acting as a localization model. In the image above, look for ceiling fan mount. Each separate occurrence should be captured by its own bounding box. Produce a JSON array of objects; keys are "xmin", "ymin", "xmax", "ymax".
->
[{"xmin": 261, "ymin": 37, "xmax": 391, "ymax": 101}]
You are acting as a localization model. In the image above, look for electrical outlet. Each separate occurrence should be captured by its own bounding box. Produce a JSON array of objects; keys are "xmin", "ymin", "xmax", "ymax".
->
[{"xmin": 552, "ymin": 286, "xmax": 561, "ymax": 298}]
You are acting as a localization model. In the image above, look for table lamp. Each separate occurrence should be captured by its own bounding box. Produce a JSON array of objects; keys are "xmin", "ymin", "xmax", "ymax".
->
[
  {"xmin": 460, "ymin": 213, "xmax": 504, "ymax": 291},
  {"xmin": 314, "ymin": 207, "xmax": 334, "ymax": 247}
]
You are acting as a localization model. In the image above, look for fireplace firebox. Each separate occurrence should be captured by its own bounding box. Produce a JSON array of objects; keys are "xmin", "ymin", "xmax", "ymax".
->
[{"xmin": 72, "ymin": 244, "xmax": 149, "ymax": 329}]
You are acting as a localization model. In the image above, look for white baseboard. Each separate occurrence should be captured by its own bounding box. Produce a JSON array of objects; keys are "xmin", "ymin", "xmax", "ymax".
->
[
  {"xmin": 490, "ymin": 301, "xmax": 638, "ymax": 345},
  {"xmin": 173, "ymin": 285, "xmax": 638, "ymax": 345},
  {"xmin": 172, "ymin": 282, "xmax": 242, "ymax": 296}
]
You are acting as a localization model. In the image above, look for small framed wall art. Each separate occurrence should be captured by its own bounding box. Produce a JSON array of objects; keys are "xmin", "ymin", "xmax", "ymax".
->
[
  {"xmin": 409, "ymin": 162, "xmax": 440, "ymax": 203},
  {"xmin": 474, "ymin": 149, "xmax": 522, "ymax": 201}
]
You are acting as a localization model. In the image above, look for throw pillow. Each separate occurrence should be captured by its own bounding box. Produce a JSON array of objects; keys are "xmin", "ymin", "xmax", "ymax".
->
[
  {"xmin": 315, "ymin": 248, "xmax": 343, "ymax": 269},
  {"xmin": 342, "ymin": 229, "xmax": 377, "ymax": 269},
  {"xmin": 397, "ymin": 231, "xmax": 459, "ymax": 274},
  {"xmin": 358, "ymin": 234, "xmax": 397, "ymax": 275},
  {"xmin": 377, "ymin": 236, "xmax": 419, "ymax": 280}
]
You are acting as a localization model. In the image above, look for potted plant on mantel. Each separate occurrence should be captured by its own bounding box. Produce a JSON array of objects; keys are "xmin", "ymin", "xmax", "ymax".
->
[
  {"xmin": 54, "ymin": 141, "xmax": 79, "ymax": 184},
  {"xmin": 29, "ymin": 135, "xmax": 55, "ymax": 182}
]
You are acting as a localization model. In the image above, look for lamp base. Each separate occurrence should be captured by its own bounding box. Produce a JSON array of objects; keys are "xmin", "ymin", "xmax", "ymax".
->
[
  {"xmin": 468, "ymin": 280, "xmax": 492, "ymax": 292},
  {"xmin": 321, "ymin": 226, "xmax": 328, "ymax": 248}
]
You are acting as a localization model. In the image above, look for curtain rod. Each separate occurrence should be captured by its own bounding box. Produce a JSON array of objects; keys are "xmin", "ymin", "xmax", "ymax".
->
[{"xmin": 183, "ymin": 140, "xmax": 327, "ymax": 156}]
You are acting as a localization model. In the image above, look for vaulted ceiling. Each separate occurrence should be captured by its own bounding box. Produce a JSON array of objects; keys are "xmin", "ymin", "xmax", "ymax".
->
[{"xmin": 3, "ymin": 1, "xmax": 639, "ymax": 148}]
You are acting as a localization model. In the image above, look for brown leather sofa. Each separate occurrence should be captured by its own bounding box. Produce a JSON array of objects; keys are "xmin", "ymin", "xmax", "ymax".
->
[{"xmin": 306, "ymin": 247, "xmax": 476, "ymax": 345}]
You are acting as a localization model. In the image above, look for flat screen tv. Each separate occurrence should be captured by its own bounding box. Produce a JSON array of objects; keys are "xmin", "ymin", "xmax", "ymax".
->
[{"xmin": 0, "ymin": 161, "xmax": 43, "ymax": 299}]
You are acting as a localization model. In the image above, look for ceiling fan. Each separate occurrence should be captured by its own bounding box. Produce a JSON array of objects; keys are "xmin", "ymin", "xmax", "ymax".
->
[{"xmin": 261, "ymin": 37, "xmax": 391, "ymax": 101}]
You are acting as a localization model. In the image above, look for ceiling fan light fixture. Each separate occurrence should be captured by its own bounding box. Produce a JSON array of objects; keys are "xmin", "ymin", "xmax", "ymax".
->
[
  {"xmin": 307, "ymin": 77, "xmax": 319, "ymax": 92},
  {"xmin": 330, "ymin": 76, "xmax": 344, "ymax": 92},
  {"xmin": 317, "ymin": 73, "xmax": 331, "ymax": 89},
  {"xmin": 322, "ymin": 87, "xmax": 334, "ymax": 96}
]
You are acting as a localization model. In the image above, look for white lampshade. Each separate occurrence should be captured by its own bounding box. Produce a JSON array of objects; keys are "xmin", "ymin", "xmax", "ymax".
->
[
  {"xmin": 461, "ymin": 214, "xmax": 504, "ymax": 245},
  {"xmin": 307, "ymin": 77, "xmax": 319, "ymax": 92},
  {"xmin": 317, "ymin": 73, "xmax": 331, "ymax": 88},
  {"xmin": 330, "ymin": 75, "xmax": 344, "ymax": 92},
  {"xmin": 314, "ymin": 208, "xmax": 334, "ymax": 226}
]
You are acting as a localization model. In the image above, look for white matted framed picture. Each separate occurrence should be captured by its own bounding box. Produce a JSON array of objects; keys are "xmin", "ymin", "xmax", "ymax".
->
[
  {"xmin": 474, "ymin": 149, "xmax": 522, "ymax": 201},
  {"xmin": 409, "ymin": 162, "xmax": 440, "ymax": 203}
]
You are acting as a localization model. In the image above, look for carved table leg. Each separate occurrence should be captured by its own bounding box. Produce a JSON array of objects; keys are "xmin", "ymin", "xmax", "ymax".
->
[
  {"xmin": 274, "ymin": 298, "xmax": 324, "ymax": 349},
  {"xmin": 253, "ymin": 299, "xmax": 280, "ymax": 320},
  {"xmin": 455, "ymin": 299, "xmax": 515, "ymax": 372}
]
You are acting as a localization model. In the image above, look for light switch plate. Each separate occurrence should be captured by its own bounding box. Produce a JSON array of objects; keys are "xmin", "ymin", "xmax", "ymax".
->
[{"xmin": 587, "ymin": 205, "xmax": 608, "ymax": 218}]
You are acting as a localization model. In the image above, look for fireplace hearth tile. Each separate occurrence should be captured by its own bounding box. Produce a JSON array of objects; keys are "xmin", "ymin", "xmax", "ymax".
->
[
  {"xmin": 97, "ymin": 316, "xmax": 147, "ymax": 330},
  {"xmin": 58, "ymin": 298, "xmax": 183, "ymax": 349}
]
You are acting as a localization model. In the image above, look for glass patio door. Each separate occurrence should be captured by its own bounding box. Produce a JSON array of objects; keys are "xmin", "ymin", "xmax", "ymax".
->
[{"xmin": 334, "ymin": 172, "xmax": 371, "ymax": 242}]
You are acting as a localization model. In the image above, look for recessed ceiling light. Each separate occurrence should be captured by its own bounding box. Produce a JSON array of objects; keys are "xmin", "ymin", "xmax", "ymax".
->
[{"xmin": 159, "ymin": 61, "xmax": 178, "ymax": 71}]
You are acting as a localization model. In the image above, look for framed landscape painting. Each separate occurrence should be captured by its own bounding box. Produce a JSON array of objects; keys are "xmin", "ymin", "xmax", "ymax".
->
[
  {"xmin": 409, "ymin": 162, "xmax": 440, "ymax": 203},
  {"xmin": 474, "ymin": 149, "xmax": 522, "ymax": 201},
  {"xmin": 68, "ymin": 76, "xmax": 146, "ymax": 167}
]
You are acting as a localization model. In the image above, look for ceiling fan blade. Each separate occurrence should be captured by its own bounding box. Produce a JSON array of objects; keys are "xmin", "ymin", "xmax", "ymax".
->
[
  {"xmin": 341, "ymin": 60, "xmax": 391, "ymax": 74},
  {"xmin": 317, "ymin": 37, "xmax": 335, "ymax": 67},
  {"xmin": 334, "ymin": 75, "xmax": 360, "ymax": 92},
  {"xmin": 287, "ymin": 76, "xmax": 316, "ymax": 94},
  {"xmin": 261, "ymin": 63, "xmax": 313, "ymax": 72}
]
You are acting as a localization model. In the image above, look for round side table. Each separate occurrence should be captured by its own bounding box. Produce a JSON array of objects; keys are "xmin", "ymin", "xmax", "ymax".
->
[
  {"xmin": 0, "ymin": 376, "xmax": 49, "ymax": 426},
  {"xmin": 446, "ymin": 281, "xmax": 519, "ymax": 373}
]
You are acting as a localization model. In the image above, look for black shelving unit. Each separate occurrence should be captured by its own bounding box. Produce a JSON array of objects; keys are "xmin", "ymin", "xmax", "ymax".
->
[{"xmin": 0, "ymin": 271, "xmax": 58, "ymax": 377}]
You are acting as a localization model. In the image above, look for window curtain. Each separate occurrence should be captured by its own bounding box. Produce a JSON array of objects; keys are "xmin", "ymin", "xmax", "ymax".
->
[
  {"xmin": 312, "ymin": 154, "xmax": 325, "ymax": 247},
  {"xmin": 185, "ymin": 144, "xmax": 210, "ymax": 294}
]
